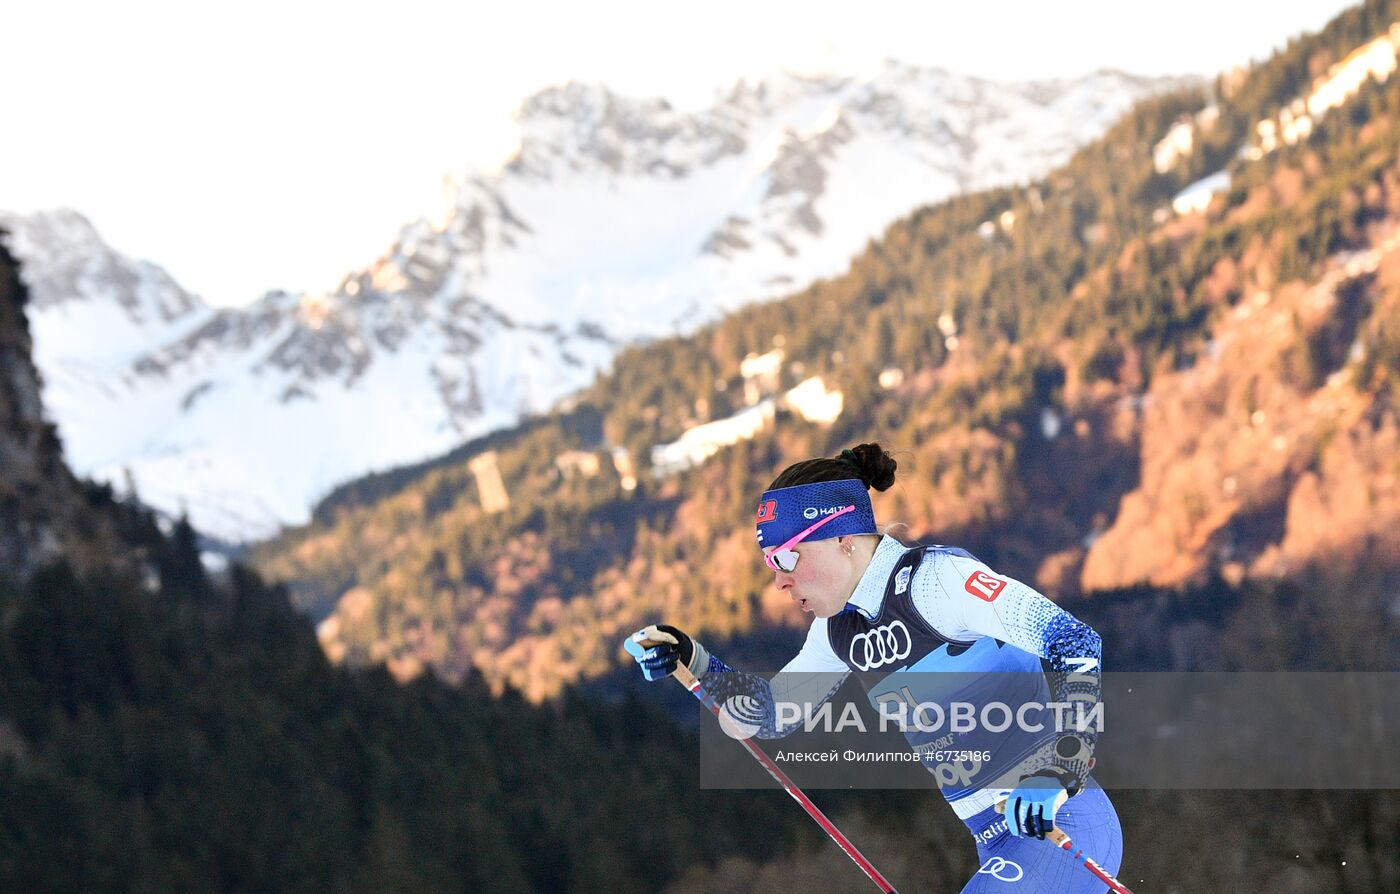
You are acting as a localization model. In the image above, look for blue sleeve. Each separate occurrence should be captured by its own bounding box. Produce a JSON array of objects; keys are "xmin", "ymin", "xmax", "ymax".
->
[
  {"xmin": 700, "ymin": 653, "xmax": 790, "ymax": 739},
  {"xmin": 699, "ymin": 652, "xmax": 848, "ymax": 740},
  {"xmin": 1040, "ymin": 612, "xmax": 1102, "ymax": 761}
]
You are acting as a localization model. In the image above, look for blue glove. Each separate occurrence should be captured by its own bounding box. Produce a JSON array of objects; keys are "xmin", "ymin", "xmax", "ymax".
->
[
  {"xmin": 1007, "ymin": 771, "xmax": 1072, "ymax": 840},
  {"xmin": 623, "ymin": 624, "xmax": 707, "ymax": 682}
]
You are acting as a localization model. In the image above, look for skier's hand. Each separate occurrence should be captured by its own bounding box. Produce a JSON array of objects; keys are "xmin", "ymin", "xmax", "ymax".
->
[
  {"xmin": 623, "ymin": 624, "xmax": 708, "ymax": 682},
  {"xmin": 1007, "ymin": 771, "xmax": 1071, "ymax": 839}
]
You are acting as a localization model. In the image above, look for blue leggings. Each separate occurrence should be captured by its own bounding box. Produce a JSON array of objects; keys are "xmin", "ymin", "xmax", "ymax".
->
[{"xmin": 959, "ymin": 781, "xmax": 1122, "ymax": 892}]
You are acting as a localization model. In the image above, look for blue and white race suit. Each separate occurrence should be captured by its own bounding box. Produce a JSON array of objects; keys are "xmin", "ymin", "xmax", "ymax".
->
[{"xmin": 701, "ymin": 536, "xmax": 1123, "ymax": 892}]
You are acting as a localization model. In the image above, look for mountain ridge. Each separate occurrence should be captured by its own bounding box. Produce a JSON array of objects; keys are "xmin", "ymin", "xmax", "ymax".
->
[
  {"xmin": 251, "ymin": 2, "xmax": 1400, "ymax": 701},
  {"xmin": 3, "ymin": 65, "xmax": 1194, "ymax": 541}
]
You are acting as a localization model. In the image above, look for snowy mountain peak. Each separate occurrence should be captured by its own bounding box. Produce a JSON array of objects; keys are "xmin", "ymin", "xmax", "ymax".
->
[
  {"xmin": 515, "ymin": 81, "xmax": 679, "ymax": 126},
  {"xmin": 10, "ymin": 65, "xmax": 1195, "ymax": 541},
  {"xmin": 0, "ymin": 208, "xmax": 205, "ymax": 324},
  {"xmin": 508, "ymin": 81, "xmax": 746, "ymax": 182}
]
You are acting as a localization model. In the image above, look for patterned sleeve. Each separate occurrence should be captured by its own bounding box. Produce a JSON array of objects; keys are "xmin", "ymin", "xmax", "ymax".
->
[
  {"xmin": 914, "ymin": 551, "xmax": 1103, "ymax": 787},
  {"xmin": 699, "ymin": 617, "xmax": 851, "ymax": 740}
]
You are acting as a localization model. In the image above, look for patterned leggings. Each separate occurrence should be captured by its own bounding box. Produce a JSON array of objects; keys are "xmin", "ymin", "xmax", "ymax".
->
[{"xmin": 959, "ymin": 782, "xmax": 1123, "ymax": 892}]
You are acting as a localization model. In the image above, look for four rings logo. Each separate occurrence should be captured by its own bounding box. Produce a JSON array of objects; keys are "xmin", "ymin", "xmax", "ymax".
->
[
  {"xmin": 977, "ymin": 857, "xmax": 1024, "ymax": 882},
  {"xmin": 848, "ymin": 621, "xmax": 912, "ymax": 670}
]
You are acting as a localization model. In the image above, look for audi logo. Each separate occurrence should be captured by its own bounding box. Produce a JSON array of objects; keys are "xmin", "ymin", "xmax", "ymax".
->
[
  {"xmin": 977, "ymin": 857, "xmax": 1024, "ymax": 882},
  {"xmin": 848, "ymin": 620, "xmax": 912, "ymax": 670}
]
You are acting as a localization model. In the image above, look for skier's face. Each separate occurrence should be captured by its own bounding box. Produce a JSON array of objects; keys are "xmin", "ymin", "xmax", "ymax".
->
[{"xmin": 768, "ymin": 536, "xmax": 860, "ymax": 618}]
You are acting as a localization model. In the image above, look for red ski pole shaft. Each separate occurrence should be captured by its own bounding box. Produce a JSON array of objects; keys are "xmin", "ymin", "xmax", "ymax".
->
[
  {"xmin": 673, "ymin": 663, "xmax": 900, "ymax": 894},
  {"xmin": 995, "ymin": 799, "xmax": 1135, "ymax": 894}
]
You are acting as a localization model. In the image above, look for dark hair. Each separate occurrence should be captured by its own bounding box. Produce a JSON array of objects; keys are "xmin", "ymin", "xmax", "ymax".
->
[{"xmin": 768, "ymin": 443, "xmax": 898, "ymax": 493}]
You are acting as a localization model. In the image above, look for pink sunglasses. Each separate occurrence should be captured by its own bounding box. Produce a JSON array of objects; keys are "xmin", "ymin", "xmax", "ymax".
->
[{"xmin": 763, "ymin": 504, "xmax": 857, "ymax": 572}]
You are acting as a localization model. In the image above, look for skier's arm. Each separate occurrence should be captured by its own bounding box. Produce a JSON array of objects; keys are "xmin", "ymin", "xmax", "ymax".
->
[
  {"xmin": 628, "ymin": 620, "xmax": 849, "ymax": 739},
  {"xmin": 700, "ymin": 618, "xmax": 850, "ymax": 739}
]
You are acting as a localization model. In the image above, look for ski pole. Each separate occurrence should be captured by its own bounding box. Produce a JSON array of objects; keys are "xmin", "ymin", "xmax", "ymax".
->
[
  {"xmin": 670, "ymin": 662, "xmax": 900, "ymax": 893},
  {"xmin": 994, "ymin": 800, "xmax": 1135, "ymax": 894}
]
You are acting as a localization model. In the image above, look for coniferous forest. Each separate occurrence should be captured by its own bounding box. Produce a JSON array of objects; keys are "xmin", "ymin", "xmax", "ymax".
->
[{"xmin": 0, "ymin": 503, "xmax": 811, "ymax": 891}]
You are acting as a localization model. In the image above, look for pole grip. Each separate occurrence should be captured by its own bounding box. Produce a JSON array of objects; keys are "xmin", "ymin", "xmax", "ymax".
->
[
  {"xmin": 993, "ymin": 798, "xmax": 1071, "ymax": 847},
  {"xmin": 673, "ymin": 662, "xmax": 700, "ymax": 689}
]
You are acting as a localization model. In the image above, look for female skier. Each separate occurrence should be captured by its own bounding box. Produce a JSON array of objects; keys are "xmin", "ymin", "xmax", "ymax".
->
[{"xmin": 628, "ymin": 443, "xmax": 1123, "ymax": 892}]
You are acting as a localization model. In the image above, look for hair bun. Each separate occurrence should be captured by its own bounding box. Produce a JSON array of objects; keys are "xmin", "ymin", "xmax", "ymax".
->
[{"xmin": 842, "ymin": 443, "xmax": 897, "ymax": 492}]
